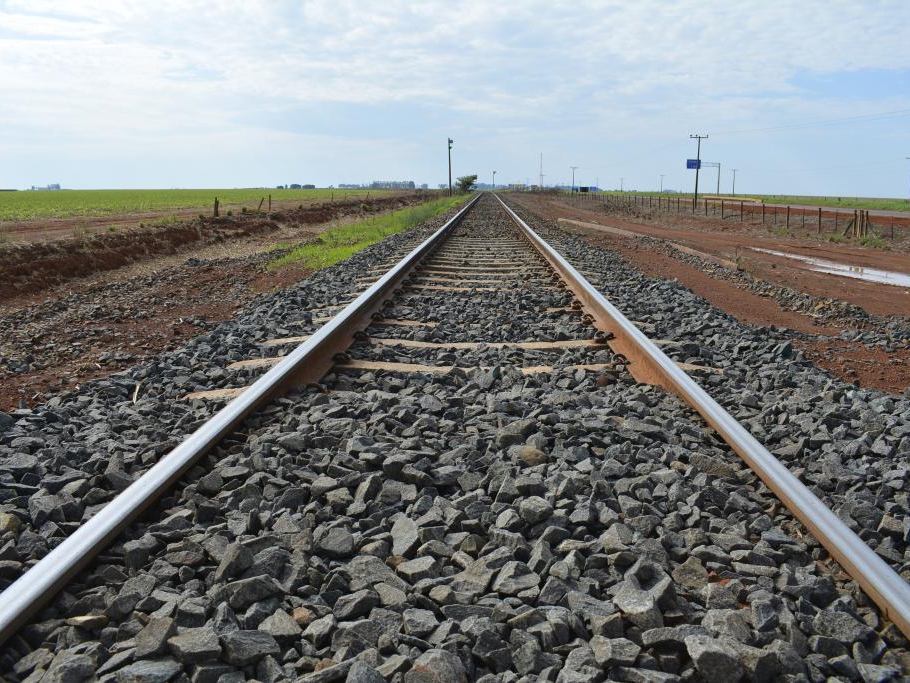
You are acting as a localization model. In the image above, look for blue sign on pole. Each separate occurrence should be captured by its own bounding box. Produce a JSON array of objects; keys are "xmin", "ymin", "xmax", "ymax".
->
[{"xmin": 686, "ymin": 159, "xmax": 701, "ymax": 170}]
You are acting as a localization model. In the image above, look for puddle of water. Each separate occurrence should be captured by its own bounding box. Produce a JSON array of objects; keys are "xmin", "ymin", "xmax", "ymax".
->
[{"xmin": 751, "ymin": 248, "xmax": 910, "ymax": 288}]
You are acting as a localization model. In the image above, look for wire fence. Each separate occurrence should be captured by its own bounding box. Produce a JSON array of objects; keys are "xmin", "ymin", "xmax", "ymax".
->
[{"xmin": 562, "ymin": 191, "xmax": 910, "ymax": 242}]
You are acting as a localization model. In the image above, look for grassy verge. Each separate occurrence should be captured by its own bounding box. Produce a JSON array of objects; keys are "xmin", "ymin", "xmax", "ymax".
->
[{"xmin": 269, "ymin": 195, "xmax": 468, "ymax": 271}]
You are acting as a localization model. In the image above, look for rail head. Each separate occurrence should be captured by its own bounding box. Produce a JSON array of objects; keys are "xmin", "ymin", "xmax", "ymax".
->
[
  {"xmin": 0, "ymin": 193, "xmax": 482, "ymax": 647},
  {"xmin": 494, "ymin": 192, "xmax": 910, "ymax": 638}
]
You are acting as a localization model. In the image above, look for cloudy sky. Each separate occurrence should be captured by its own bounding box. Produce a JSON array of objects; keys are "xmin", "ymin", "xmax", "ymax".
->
[{"xmin": 1, "ymin": 1, "xmax": 909, "ymax": 196}]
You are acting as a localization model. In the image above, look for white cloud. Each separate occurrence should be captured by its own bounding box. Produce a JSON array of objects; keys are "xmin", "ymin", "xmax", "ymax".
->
[{"xmin": 0, "ymin": 0, "xmax": 909, "ymax": 192}]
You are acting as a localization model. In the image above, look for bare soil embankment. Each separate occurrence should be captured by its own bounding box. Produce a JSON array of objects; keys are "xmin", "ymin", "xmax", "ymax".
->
[{"xmin": 0, "ymin": 194, "xmax": 427, "ymax": 303}]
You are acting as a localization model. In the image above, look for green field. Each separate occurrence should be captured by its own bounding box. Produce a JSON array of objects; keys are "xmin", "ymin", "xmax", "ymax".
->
[
  {"xmin": 0, "ymin": 188, "xmax": 398, "ymax": 221},
  {"xmin": 590, "ymin": 190, "xmax": 910, "ymax": 212},
  {"xmin": 270, "ymin": 194, "xmax": 468, "ymax": 271}
]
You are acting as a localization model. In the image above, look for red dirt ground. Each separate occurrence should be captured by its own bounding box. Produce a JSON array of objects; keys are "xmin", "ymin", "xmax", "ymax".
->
[
  {"xmin": 0, "ymin": 195, "xmax": 437, "ymax": 411},
  {"xmin": 529, "ymin": 196, "xmax": 910, "ymax": 317},
  {"xmin": 517, "ymin": 195, "xmax": 910, "ymax": 394}
]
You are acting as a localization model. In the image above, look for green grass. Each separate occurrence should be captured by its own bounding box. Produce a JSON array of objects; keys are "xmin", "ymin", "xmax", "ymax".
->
[
  {"xmin": 270, "ymin": 195, "xmax": 468, "ymax": 271},
  {"xmin": 588, "ymin": 190, "xmax": 910, "ymax": 212},
  {"xmin": 858, "ymin": 234, "xmax": 888, "ymax": 249},
  {"xmin": 0, "ymin": 188, "xmax": 399, "ymax": 221}
]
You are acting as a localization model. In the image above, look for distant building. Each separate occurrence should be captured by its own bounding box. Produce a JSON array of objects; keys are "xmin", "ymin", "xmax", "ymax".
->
[
  {"xmin": 338, "ymin": 183, "xmax": 364, "ymax": 189},
  {"xmin": 370, "ymin": 180, "xmax": 415, "ymax": 190},
  {"xmin": 30, "ymin": 183, "xmax": 61, "ymax": 191}
]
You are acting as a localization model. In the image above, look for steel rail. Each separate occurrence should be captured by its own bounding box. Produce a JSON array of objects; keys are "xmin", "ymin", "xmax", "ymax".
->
[
  {"xmin": 0, "ymin": 194, "xmax": 482, "ymax": 647},
  {"xmin": 495, "ymin": 192, "xmax": 910, "ymax": 638}
]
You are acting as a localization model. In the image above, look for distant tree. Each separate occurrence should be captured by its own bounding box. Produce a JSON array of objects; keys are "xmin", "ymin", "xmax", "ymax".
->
[
  {"xmin": 456, "ymin": 174, "xmax": 478, "ymax": 193},
  {"xmin": 289, "ymin": 183, "xmax": 302, "ymax": 189}
]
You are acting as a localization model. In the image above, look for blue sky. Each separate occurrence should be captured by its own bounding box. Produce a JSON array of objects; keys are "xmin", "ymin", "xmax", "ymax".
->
[{"xmin": 1, "ymin": 0, "xmax": 909, "ymax": 197}]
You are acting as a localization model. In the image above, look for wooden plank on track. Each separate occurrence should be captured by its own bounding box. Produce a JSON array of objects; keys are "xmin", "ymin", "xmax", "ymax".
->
[
  {"xmin": 409, "ymin": 283, "xmax": 556, "ymax": 292},
  {"xmin": 229, "ymin": 357, "xmax": 281, "ymax": 369},
  {"xmin": 429, "ymin": 258, "xmax": 529, "ymax": 265},
  {"xmin": 184, "ymin": 387, "xmax": 246, "ymax": 401},
  {"xmin": 212, "ymin": 357, "xmax": 718, "ymax": 399},
  {"xmin": 261, "ymin": 336, "xmax": 606, "ymax": 350},
  {"xmin": 413, "ymin": 277, "xmax": 549, "ymax": 285},
  {"xmin": 369, "ymin": 338, "xmax": 605, "ymax": 350},
  {"xmin": 420, "ymin": 268, "xmax": 551, "ymax": 277},
  {"xmin": 418, "ymin": 265, "xmax": 524, "ymax": 272},
  {"xmin": 230, "ymin": 353, "xmax": 715, "ymax": 373},
  {"xmin": 406, "ymin": 284, "xmax": 491, "ymax": 292}
]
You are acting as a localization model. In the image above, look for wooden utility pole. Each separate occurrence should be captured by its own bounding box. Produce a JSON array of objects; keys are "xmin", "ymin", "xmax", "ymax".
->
[{"xmin": 690, "ymin": 134, "xmax": 708, "ymax": 211}]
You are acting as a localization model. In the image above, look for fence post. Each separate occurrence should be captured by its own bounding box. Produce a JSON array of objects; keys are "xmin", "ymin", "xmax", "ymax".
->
[
  {"xmin": 214, "ymin": 197, "xmax": 219, "ymax": 217},
  {"xmin": 268, "ymin": 194, "xmax": 272, "ymax": 213},
  {"xmin": 721, "ymin": 200, "xmax": 724, "ymax": 219},
  {"xmin": 786, "ymin": 206, "xmax": 790, "ymax": 230},
  {"xmin": 834, "ymin": 211, "xmax": 838, "ymax": 234},
  {"xmin": 762, "ymin": 204, "xmax": 765, "ymax": 225},
  {"xmin": 891, "ymin": 215, "xmax": 895, "ymax": 239},
  {"xmin": 740, "ymin": 201, "xmax": 744, "ymax": 222},
  {"xmin": 818, "ymin": 207, "xmax": 822, "ymax": 234}
]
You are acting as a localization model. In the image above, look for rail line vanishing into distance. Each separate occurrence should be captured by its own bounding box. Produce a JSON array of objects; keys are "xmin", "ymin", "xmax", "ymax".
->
[{"xmin": 0, "ymin": 193, "xmax": 908, "ymax": 678}]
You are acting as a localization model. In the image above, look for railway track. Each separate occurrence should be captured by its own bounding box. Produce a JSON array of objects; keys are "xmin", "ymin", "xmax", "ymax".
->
[{"xmin": 1, "ymin": 194, "xmax": 909, "ymax": 681}]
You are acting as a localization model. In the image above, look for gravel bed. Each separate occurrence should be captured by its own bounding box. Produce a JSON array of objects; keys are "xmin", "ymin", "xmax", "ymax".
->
[
  {"xmin": 0, "ymin": 205, "xmax": 459, "ymax": 565},
  {"xmin": 1, "ymin": 195, "xmax": 909, "ymax": 681},
  {"xmin": 505, "ymin": 197, "xmax": 910, "ymax": 575}
]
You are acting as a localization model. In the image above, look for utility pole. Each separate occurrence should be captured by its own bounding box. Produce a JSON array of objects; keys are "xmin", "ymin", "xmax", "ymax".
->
[
  {"xmin": 659, "ymin": 174, "xmax": 664, "ymax": 192},
  {"xmin": 690, "ymin": 134, "xmax": 708, "ymax": 208},
  {"xmin": 447, "ymin": 138, "xmax": 453, "ymax": 196},
  {"xmin": 570, "ymin": 166, "xmax": 578, "ymax": 193},
  {"xmin": 620, "ymin": 177, "xmax": 624, "ymax": 192},
  {"xmin": 539, "ymin": 153, "xmax": 544, "ymax": 189},
  {"xmin": 492, "ymin": 170, "xmax": 496, "ymax": 191},
  {"xmin": 716, "ymin": 163, "xmax": 721, "ymax": 195},
  {"xmin": 732, "ymin": 168, "xmax": 738, "ymax": 196}
]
